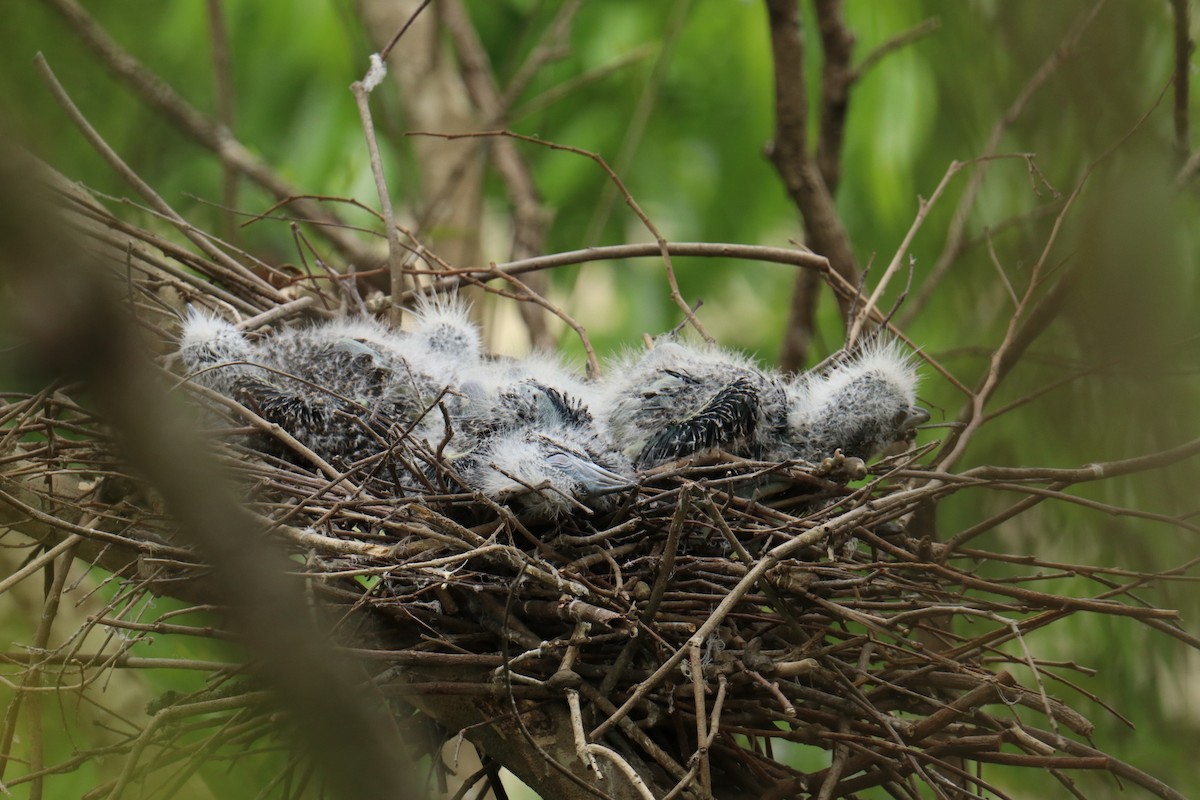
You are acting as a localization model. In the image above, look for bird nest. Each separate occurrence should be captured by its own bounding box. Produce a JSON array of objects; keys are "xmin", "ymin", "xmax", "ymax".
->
[
  {"xmin": 8, "ymin": 378, "xmax": 1171, "ymax": 799},
  {"xmin": 1, "ymin": 174, "xmax": 1189, "ymax": 800}
]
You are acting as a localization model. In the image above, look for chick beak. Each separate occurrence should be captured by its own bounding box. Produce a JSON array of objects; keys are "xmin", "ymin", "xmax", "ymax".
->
[
  {"xmin": 900, "ymin": 405, "xmax": 931, "ymax": 441},
  {"xmin": 903, "ymin": 405, "xmax": 931, "ymax": 429},
  {"xmin": 548, "ymin": 452, "xmax": 634, "ymax": 495}
]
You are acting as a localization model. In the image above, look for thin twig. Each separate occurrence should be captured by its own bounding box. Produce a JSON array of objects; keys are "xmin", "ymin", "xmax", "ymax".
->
[
  {"xmin": 847, "ymin": 153, "xmax": 1034, "ymax": 347},
  {"xmin": 205, "ymin": 0, "xmax": 239, "ymax": 243},
  {"xmin": 899, "ymin": 2, "xmax": 1104, "ymax": 327},
  {"xmin": 852, "ymin": 17, "xmax": 942, "ymax": 81},
  {"xmin": 350, "ymin": 61, "xmax": 409, "ymax": 327},
  {"xmin": 688, "ymin": 642, "xmax": 711, "ymax": 797}
]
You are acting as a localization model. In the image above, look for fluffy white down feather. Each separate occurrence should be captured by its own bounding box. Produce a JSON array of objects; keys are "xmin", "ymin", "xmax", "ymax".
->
[
  {"xmin": 786, "ymin": 337, "xmax": 924, "ymax": 462},
  {"xmin": 178, "ymin": 310, "xmax": 265, "ymax": 397}
]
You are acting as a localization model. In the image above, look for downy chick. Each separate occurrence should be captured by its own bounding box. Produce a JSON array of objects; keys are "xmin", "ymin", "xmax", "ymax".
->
[
  {"xmin": 594, "ymin": 340, "xmax": 790, "ymax": 469},
  {"xmin": 786, "ymin": 338, "xmax": 928, "ymax": 464}
]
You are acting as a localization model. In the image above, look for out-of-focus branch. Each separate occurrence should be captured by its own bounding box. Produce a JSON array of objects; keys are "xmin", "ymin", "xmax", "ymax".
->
[
  {"xmin": 0, "ymin": 149, "xmax": 418, "ymax": 800},
  {"xmin": 1178, "ymin": 148, "xmax": 1200, "ymax": 185},
  {"xmin": 358, "ymin": 0, "xmax": 485, "ymax": 308},
  {"xmin": 205, "ymin": 0, "xmax": 239, "ymax": 244},
  {"xmin": 33, "ymin": 54, "xmax": 284, "ymax": 306},
  {"xmin": 1170, "ymin": 0, "xmax": 1192, "ymax": 158},
  {"xmin": 772, "ymin": 5, "xmax": 939, "ymax": 368},
  {"xmin": 935, "ymin": 79, "xmax": 1172, "ymax": 471},
  {"xmin": 440, "ymin": 0, "xmax": 557, "ymax": 346},
  {"xmin": 582, "ymin": 0, "xmax": 691, "ymax": 246},
  {"xmin": 848, "ymin": 155, "xmax": 1035, "ymax": 346},
  {"xmin": 813, "ymin": 0, "xmax": 855, "ymax": 195},
  {"xmin": 852, "ymin": 16, "xmax": 941, "ymax": 81},
  {"xmin": 412, "ymin": 129, "xmax": 713, "ymax": 340}
]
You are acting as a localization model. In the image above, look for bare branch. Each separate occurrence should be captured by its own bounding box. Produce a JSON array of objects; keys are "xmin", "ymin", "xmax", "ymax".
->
[
  {"xmin": 351, "ymin": 61, "xmax": 411, "ymax": 326},
  {"xmin": 1171, "ymin": 0, "xmax": 1192, "ymax": 157},
  {"xmin": 410, "ymin": 129, "xmax": 713, "ymax": 340},
  {"xmin": 852, "ymin": 16, "xmax": 942, "ymax": 81},
  {"xmin": 33, "ymin": 53, "xmax": 284, "ymax": 305},
  {"xmin": 0, "ymin": 148, "xmax": 418, "ymax": 800},
  {"xmin": 765, "ymin": 0, "xmax": 860, "ymax": 369}
]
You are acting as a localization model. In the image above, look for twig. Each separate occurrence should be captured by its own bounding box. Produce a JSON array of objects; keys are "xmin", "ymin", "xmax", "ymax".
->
[
  {"xmin": 852, "ymin": 17, "xmax": 942, "ymax": 81},
  {"xmin": 567, "ymin": 690, "xmax": 656, "ymax": 799},
  {"xmin": 511, "ymin": 46, "xmax": 656, "ymax": 122},
  {"xmin": 934, "ymin": 79, "xmax": 1172, "ymax": 471},
  {"xmin": 588, "ymin": 491, "xmax": 914, "ymax": 742},
  {"xmin": 204, "ymin": 0, "xmax": 238, "ymax": 243},
  {"xmin": 440, "ymin": 0, "xmax": 559, "ymax": 345},
  {"xmin": 687, "ymin": 642, "xmax": 711, "ymax": 797},
  {"xmin": 236, "ymin": 296, "xmax": 316, "ymax": 331},
  {"xmin": 846, "ymin": 154, "xmax": 1034, "ymax": 347},
  {"xmin": 599, "ymin": 488, "xmax": 691, "ymax": 697},
  {"xmin": 583, "ymin": 0, "xmax": 693, "ymax": 244},
  {"xmin": 478, "ymin": 265, "xmax": 601, "ymax": 378},
  {"xmin": 15, "ymin": 541, "xmax": 76, "ymax": 800},
  {"xmin": 1, "ymin": 152, "xmax": 417, "ymax": 800},
  {"xmin": 745, "ymin": 669, "xmax": 796, "ymax": 718},
  {"xmin": 0, "ymin": 534, "xmax": 84, "ymax": 599},
  {"xmin": 1170, "ymin": 0, "xmax": 1192, "ymax": 157},
  {"xmin": 378, "ymin": 0, "xmax": 435, "ymax": 61},
  {"xmin": 350, "ymin": 58, "xmax": 410, "ymax": 327}
]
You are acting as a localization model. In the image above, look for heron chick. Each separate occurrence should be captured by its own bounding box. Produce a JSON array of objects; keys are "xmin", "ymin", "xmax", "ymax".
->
[
  {"xmin": 455, "ymin": 424, "xmax": 632, "ymax": 520},
  {"xmin": 786, "ymin": 338, "xmax": 928, "ymax": 464},
  {"xmin": 594, "ymin": 340, "xmax": 790, "ymax": 468},
  {"xmin": 180, "ymin": 311, "xmax": 451, "ymax": 483},
  {"xmin": 180, "ymin": 307, "xmax": 633, "ymax": 517},
  {"xmin": 446, "ymin": 354, "xmax": 633, "ymax": 519}
]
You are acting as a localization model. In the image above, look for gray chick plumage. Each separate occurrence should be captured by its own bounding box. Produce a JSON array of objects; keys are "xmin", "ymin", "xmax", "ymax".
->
[
  {"xmin": 448, "ymin": 353, "xmax": 633, "ymax": 519},
  {"xmin": 179, "ymin": 301, "xmax": 632, "ymax": 518},
  {"xmin": 181, "ymin": 310, "xmax": 449, "ymax": 486},
  {"xmin": 594, "ymin": 340, "xmax": 791, "ymax": 468},
  {"xmin": 785, "ymin": 338, "xmax": 928, "ymax": 463},
  {"xmin": 593, "ymin": 336, "xmax": 927, "ymax": 472}
]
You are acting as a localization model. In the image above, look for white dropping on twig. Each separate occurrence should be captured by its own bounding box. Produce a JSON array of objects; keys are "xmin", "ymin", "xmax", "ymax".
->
[{"xmin": 361, "ymin": 53, "xmax": 387, "ymax": 92}]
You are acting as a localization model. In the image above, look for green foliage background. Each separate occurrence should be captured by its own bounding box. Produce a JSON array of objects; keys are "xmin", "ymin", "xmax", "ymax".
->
[{"xmin": 2, "ymin": 1, "xmax": 1199, "ymax": 797}]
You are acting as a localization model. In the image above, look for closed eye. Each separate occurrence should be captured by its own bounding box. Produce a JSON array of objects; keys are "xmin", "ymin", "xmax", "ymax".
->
[{"xmin": 546, "ymin": 452, "xmax": 574, "ymax": 469}]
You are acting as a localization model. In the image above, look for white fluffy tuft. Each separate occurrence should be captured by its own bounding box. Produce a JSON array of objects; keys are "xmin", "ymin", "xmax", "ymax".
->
[
  {"xmin": 178, "ymin": 309, "xmax": 264, "ymax": 397},
  {"xmin": 408, "ymin": 293, "xmax": 483, "ymax": 361},
  {"xmin": 813, "ymin": 337, "xmax": 919, "ymax": 408},
  {"xmin": 179, "ymin": 310, "xmax": 242, "ymax": 359},
  {"xmin": 472, "ymin": 434, "xmax": 572, "ymax": 518},
  {"xmin": 785, "ymin": 336, "xmax": 925, "ymax": 462},
  {"xmin": 322, "ymin": 316, "xmax": 400, "ymax": 348}
]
